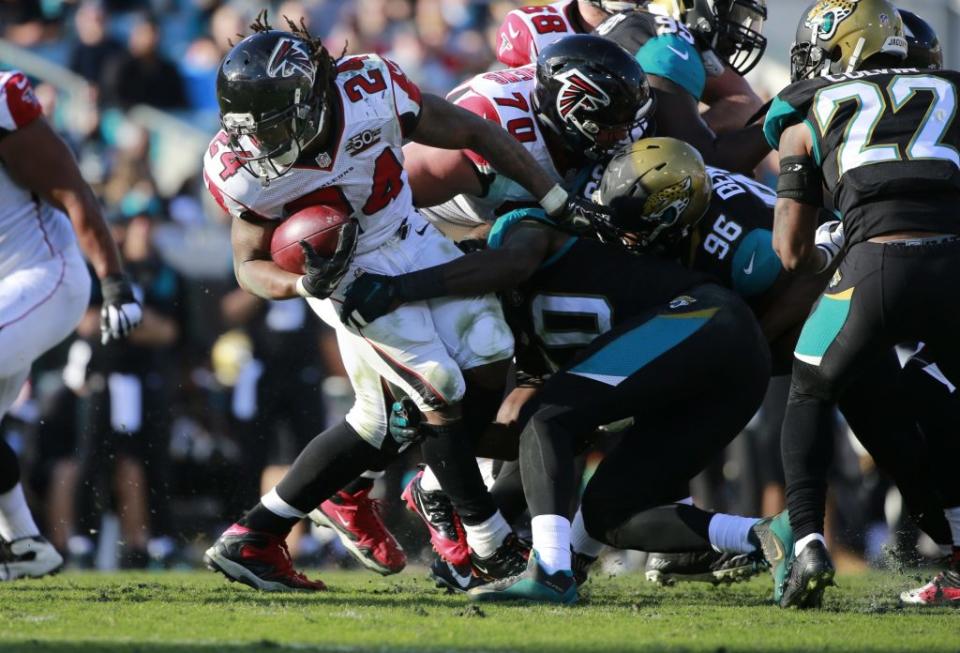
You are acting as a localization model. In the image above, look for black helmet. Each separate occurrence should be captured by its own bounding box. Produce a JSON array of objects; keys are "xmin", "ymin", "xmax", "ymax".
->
[
  {"xmin": 216, "ymin": 28, "xmax": 332, "ymax": 182},
  {"xmin": 680, "ymin": 0, "xmax": 767, "ymax": 74},
  {"xmin": 534, "ymin": 35, "xmax": 654, "ymax": 161},
  {"xmin": 900, "ymin": 9, "xmax": 942, "ymax": 70}
]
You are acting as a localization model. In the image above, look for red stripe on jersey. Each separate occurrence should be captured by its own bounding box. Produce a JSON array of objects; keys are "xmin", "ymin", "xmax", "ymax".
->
[
  {"xmin": 203, "ymin": 170, "xmax": 267, "ymax": 220},
  {"xmin": 337, "ymin": 56, "xmax": 368, "ymax": 73},
  {"xmin": 3, "ymin": 73, "xmax": 42, "ymax": 130}
]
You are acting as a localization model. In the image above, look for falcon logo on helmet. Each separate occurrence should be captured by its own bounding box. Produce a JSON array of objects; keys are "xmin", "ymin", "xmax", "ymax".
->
[
  {"xmin": 266, "ymin": 37, "xmax": 316, "ymax": 83},
  {"xmin": 555, "ymin": 69, "xmax": 611, "ymax": 125}
]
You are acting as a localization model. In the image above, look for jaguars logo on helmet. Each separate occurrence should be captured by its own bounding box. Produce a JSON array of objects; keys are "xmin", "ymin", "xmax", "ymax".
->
[
  {"xmin": 791, "ymin": 0, "xmax": 906, "ymax": 81},
  {"xmin": 596, "ymin": 137, "xmax": 712, "ymax": 251}
]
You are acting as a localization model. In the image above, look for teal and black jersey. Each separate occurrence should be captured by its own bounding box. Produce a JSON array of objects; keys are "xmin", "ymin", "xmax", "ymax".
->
[
  {"xmin": 594, "ymin": 11, "xmax": 706, "ymax": 101},
  {"xmin": 684, "ymin": 167, "xmax": 782, "ymax": 302},
  {"xmin": 488, "ymin": 210, "xmax": 707, "ymax": 376},
  {"xmin": 764, "ymin": 67, "xmax": 960, "ymax": 246}
]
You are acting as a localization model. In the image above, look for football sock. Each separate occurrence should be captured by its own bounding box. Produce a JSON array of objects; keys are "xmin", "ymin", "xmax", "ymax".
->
[
  {"xmin": 462, "ymin": 510, "xmax": 511, "ymax": 558},
  {"xmin": 419, "ymin": 466, "xmax": 442, "ymax": 493},
  {"xmin": 794, "ymin": 532, "xmax": 827, "ymax": 557},
  {"xmin": 571, "ymin": 509, "xmax": 604, "ymax": 558},
  {"xmin": 707, "ymin": 513, "xmax": 759, "ymax": 554},
  {"xmin": 0, "ymin": 438, "xmax": 20, "ymax": 494},
  {"xmin": 262, "ymin": 487, "xmax": 306, "ymax": 519},
  {"xmin": 0, "ymin": 483, "xmax": 40, "ymax": 540},
  {"xmin": 945, "ymin": 506, "xmax": 960, "ymax": 547},
  {"xmin": 275, "ymin": 419, "xmax": 393, "ymax": 513},
  {"xmin": 419, "ymin": 421, "xmax": 497, "ymax": 525},
  {"xmin": 531, "ymin": 514, "xmax": 571, "ymax": 574},
  {"xmin": 239, "ymin": 500, "xmax": 299, "ymax": 537}
]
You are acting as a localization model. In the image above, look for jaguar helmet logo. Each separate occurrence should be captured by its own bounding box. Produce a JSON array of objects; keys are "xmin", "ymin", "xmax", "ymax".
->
[
  {"xmin": 644, "ymin": 176, "xmax": 693, "ymax": 226},
  {"xmin": 555, "ymin": 69, "xmax": 611, "ymax": 125},
  {"xmin": 266, "ymin": 37, "xmax": 316, "ymax": 82},
  {"xmin": 806, "ymin": 0, "xmax": 862, "ymax": 41}
]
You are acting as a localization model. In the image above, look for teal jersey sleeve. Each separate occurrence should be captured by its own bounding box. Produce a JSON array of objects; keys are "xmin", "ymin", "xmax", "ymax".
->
[
  {"xmin": 636, "ymin": 35, "xmax": 705, "ymax": 100},
  {"xmin": 487, "ymin": 208, "xmax": 554, "ymax": 249},
  {"xmin": 762, "ymin": 78, "xmax": 828, "ymax": 151},
  {"xmin": 730, "ymin": 229, "xmax": 782, "ymax": 297}
]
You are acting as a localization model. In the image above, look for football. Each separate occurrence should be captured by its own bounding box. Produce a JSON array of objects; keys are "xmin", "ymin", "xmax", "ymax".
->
[{"xmin": 270, "ymin": 204, "xmax": 352, "ymax": 274}]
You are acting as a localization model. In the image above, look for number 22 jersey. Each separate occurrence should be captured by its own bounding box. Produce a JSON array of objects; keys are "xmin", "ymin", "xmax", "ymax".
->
[{"xmin": 764, "ymin": 68, "xmax": 960, "ymax": 245}]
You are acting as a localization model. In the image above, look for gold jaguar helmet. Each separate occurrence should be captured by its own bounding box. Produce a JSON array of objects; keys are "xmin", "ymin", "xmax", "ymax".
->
[
  {"xmin": 791, "ymin": 0, "xmax": 907, "ymax": 81},
  {"xmin": 597, "ymin": 137, "xmax": 712, "ymax": 252}
]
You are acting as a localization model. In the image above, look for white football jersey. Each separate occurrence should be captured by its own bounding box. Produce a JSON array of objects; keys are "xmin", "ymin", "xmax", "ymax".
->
[
  {"xmin": 203, "ymin": 55, "xmax": 423, "ymax": 255},
  {"xmin": 496, "ymin": 1, "xmax": 580, "ymax": 68},
  {"xmin": 0, "ymin": 71, "xmax": 75, "ymax": 277},
  {"xmin": 422, "ymin": 66, "xmax": 565, "ymax": 227}
]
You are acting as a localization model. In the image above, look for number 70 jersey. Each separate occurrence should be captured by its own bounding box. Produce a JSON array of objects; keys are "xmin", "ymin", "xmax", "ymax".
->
[
  {"xmin": 202, "ymin": 55, "xmax": 423, "ymax": 254},
  {"xmin": 764, "ymin": 68, "xmax": 960, "ymax": 246}
]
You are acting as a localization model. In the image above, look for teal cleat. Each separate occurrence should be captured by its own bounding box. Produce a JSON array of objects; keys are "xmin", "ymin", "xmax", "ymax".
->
[
  {"xmin": 751, "ymin": 509, "xmax": 795, "ymax": 603},
  {"xmin": 468, "ymin": 551, "xmax": 577, "ymax": 605}
]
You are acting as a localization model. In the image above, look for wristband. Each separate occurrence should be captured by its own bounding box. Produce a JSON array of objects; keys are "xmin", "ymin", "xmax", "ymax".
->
[
  {"xmin": 539, "ymin": 184, "xmax": 569, "ymax": 217},
  {"xmin": 396, "ymin": 266, "xmax": 448, "ymax": 302},
  {"xmin": 296, "ymin": 276, "xmax": 312, "ymax": 298},
  {"xmin": 814, "ymin": 244, "xmax": 835, "ymax": 274}
]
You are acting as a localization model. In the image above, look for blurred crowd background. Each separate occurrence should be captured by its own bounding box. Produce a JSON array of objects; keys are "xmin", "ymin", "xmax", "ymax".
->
[{"xmin": 0, "ymin": 0, "xmax": 951, "ymax": 572}]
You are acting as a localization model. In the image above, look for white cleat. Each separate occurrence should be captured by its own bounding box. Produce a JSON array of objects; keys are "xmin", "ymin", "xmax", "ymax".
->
[{"xmin": 0, "ymin": 536, "xmax": 64, "ymax": 580}]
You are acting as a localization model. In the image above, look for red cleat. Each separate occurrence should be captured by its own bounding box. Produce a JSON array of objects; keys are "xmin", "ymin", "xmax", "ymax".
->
[
  {"xmin": 310, "ymin": 488, "xmax": 406, "ymax": 575},
  {"xmin": 401, "ymin": 470, "xmax": 470, "ymax": 567},
  {"xmin": 204, "ymin": 524, "xmax": 326, "ymax": 591},
  {"xmin": 900, "ymin": 570, "xmax": 960, "ymax": 606}
]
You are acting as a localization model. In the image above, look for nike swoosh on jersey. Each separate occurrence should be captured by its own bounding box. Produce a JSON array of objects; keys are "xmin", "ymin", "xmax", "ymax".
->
[
  {"xmin": 508, "ymin": 24, "xmax": 521, "ymax": 39},
  {"xmin": 415, "ymin": 224, "xmax": 429, "ymax": 236},
  {"xmin": 667, "ymin": 45, "xmax": 690, "ymax": 61},
  {"xmin": 743, "ymin": 252, "xmax": 756, "ymax": 275}
]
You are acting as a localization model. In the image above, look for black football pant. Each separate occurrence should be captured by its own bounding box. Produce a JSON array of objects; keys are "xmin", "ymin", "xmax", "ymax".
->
[
  {"xmin": 518, "ymin": 284, "xmax": 771, "ymax": 552},
  {"xmin": 783, "ymin": 238, "xmax": 960, "ymax": 541}
]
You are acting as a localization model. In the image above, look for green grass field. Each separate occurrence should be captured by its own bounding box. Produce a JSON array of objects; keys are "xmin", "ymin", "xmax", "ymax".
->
[{"xmin": 1, "ymin": 569, "xmax": 956, "ymax": 653}]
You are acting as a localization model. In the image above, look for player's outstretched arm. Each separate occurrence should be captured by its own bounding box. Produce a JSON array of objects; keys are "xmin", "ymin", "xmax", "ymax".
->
[
  {"xmin": 772, "ymin": 123, "xmax": 827, "ymax": 275},
  {"xmin": 340, "ymin": 220, "xmax": 554, "ymax": 326},
  {"xmin": 650, "ymin": 75, "xmax": 768, "ymax": 174},
  {"xmin": 410, "ymin": 94, "xmax": 570, "ymax": 217},
  {"xmin": 0, "ymin": 118, "xmax": 122, "ymax": 280}
]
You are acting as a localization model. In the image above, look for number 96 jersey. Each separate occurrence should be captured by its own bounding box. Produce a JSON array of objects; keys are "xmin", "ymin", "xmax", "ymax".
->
[
  {"xmin": 764, "ymin": 68, "xmax": 960, "ymax": 246},
  {"xmin": 202, "ymin": 55, "xmax": 423, "ymax": 254}
]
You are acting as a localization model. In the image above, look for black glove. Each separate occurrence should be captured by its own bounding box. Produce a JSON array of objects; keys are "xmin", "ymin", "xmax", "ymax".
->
[
  {"xmin": 340, "ymin": 265, "xmax": 446, "ymax": 327},
  {"xmin": 388, "ymin": 397, "xmax": 423, "ymax": 446},
  {"xmin": 552, "ymin": 196, "xmax": 620, "ymax": 242},
  {"xmin": 99, "ymin": 274, "xmax": 143, "ymax": 345},
  {"xmin": 297, "ymin": 221, "xmax": 359, "ymax": 299},
  {"xmin": 339, "ymin": 273, "xmax": 402, "ymax": 327}
]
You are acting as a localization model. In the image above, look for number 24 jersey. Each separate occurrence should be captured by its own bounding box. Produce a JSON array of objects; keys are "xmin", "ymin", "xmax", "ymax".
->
[
  {"xmin": 202, "ymin": 55, "xmax": 423, "ymax": 254},
  {"xmin": 764, "ymin": 68, "xmax": 960, "ymax": 245}
]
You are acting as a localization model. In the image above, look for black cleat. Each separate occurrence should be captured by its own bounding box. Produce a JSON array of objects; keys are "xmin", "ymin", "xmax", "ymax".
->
[
  {"xmin": 429, "ymin": 557, "xmax": 486, "ymax": 593},
  {"xmin": 572, "ymin": 551, "xmax": 597, "ymax": 586},
  {"xmin": 203, "ymin": 524, "xmax": 326, "ymax": 592},
  {"xmin": 779, "ymin": 540, "xmax": 835, "ymax": 609},
  {"xmin": 470, "ymin": 533, "xmax": 530, "ymax": 582},
  {"xmin": 645, "ymin": 550, "xmax": 765, "ymax": 586}
]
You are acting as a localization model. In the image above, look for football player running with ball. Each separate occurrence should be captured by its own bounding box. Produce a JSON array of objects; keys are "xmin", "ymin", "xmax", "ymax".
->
[
  {"xmin": 201, "ymin": 13, "xmax": 611, "ymax": 591},
  {"xmin": 766, "ymin": 0, "xmax": 960, "ymax": 607}
]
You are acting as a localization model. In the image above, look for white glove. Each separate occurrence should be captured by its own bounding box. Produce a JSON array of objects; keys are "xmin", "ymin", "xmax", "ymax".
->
[
  {"xmin": 99, "ymin": 275, "xmax": 144, "ymax": 344},
  {"xmin": 814, "ymin": 220, "xmax": 844, "ymax": 273}
]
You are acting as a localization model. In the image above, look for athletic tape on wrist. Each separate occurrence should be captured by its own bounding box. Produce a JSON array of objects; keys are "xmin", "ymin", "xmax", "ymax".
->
[
  {"xmin": 539, "ymin": 184, "xmax": 569, "ymax": 217},
  {"xmin": 296, "ymin": 276, "xmax": 312, "ymax": 298}
]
